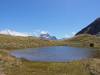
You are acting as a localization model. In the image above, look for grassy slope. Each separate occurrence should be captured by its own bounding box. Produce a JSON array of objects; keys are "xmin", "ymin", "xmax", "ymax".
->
[
  {"xmin": 63, "ymin": 34, "xmax": 100, "ymax": 48},
  {"xmin": 0, "ymin": 34, "xmax": 63, "ymax": 50},
  {"xmin": 0, "ymin": 34, "xmax": 100, "ymax": 75}
]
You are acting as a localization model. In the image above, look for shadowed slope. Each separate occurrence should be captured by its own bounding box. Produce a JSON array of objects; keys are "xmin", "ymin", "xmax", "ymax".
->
[{"xmin": 76, "ymin": 18, "xmax": 100, "ymax": 35}]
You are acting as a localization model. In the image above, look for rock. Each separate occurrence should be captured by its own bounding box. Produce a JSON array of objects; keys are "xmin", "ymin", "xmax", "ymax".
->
[
  {"xmin": 76, "ymin": 18, "xmax": 100, "ymax": 36},
  {"xmin": 39, "ymin": 33, "xmax": 57, "ymax": 40}
]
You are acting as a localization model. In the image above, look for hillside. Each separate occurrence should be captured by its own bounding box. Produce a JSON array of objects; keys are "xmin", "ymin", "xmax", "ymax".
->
[
  {"xmin": 0, "ymin": 32, "xmax": 100, "ymax": 49},
  {"xmin": 63, "ymin": 34, "xmax": 100, "ymax": 48},
  {"xmin": 0, "ymin": 34, "xmax": 62, "ymax": 50},
  {"xmin": 0, "ymin": 34, "xmax": 93, "ymax": 75},
  {"xmin": 76, "ymin": 18, "xmax": 100, "ymax": 35},
  {"xmin": 0, "ymin": 31, "xmax": 100, "ymax": 75}
]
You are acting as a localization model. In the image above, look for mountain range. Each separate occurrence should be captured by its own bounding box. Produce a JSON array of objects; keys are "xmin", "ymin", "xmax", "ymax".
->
[
  {"xmin": 0, "ymin": 29, "xmax": 57, "ymax": 40},
  {"xmin": 1, "ymin": 17, "xmax": 100, "ymax": 39},
  {"xmin": 39, "ymin": 33, "xmax": 57, "ymax": 40}
]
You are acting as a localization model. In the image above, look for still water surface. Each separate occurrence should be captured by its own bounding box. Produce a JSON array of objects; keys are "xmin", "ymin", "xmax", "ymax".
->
[{"xmin": 10, "ymin": 46, "xmax": 98, "ymax": 62}]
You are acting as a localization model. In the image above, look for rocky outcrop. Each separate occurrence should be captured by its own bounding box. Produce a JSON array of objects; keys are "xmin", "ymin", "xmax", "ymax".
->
[
  {"xmin": 76, "ymin": 18, "xmax": 100, "ymax": 35},
  {"xmin": 39, "ymin": 33, "xmax": 57, "ymax": 40}
]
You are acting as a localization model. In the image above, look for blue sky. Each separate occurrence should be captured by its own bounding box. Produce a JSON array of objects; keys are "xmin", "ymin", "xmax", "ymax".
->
[{"xmin": 0, "ymin": 0, "xmax": 100, "ymax": 38}]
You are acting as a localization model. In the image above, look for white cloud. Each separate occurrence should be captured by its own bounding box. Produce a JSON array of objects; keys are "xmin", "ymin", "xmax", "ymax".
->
[
  {"xmin": 0, "ymin": 29, "xmax": 77, "ymax": 39},
  {"xmin": 33, "ymin": 30, "xmax": 49, "ymax": 37},
  {"xmin": 72, "ymin": 32, "xmax": 76, "ymax": 35},
  {"xmin": 0, "ymin": 29, "xmax": 32, "ymax": 37},
  {"xmin": 64, "ymin": 34, "xmax": 72, "ymax": 38},
  {"xmin": 64, "ymin": 32, "xmax": 76, "ymax": 38},
  {"xmin": 40, "ymin": 31, "xmax": 48, "ymax": 34}
]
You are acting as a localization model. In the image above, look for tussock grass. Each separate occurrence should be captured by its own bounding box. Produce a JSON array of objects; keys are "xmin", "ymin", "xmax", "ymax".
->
[
  {"xmin": 0, "ymin": 35, "xmax": 62, "ymax": 50},
  {"xmin": 63, "ymin": 34, "xmax": 100, "ymax": 48},
  {"xmin": 0, "ymin": 34, "xmax": 100, "ymax": 75},
  {"xmin": 0, "ymin": 50, "xmax": 93, "ymax": 75},
  {"xmin": 2, "ymin": 57, "xmax": 91, "ymax": 75}
]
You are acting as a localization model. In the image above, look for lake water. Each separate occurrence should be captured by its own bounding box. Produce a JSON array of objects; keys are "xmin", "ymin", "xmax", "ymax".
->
[{"xmin": 10, "ymin": 46, "xmax": 98, "ymax": 62}]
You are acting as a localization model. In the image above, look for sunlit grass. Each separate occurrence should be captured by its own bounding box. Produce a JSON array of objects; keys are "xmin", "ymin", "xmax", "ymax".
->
[
  {"xmin": 63, "ymin": 34, "xmax": 100, "ymax": 48},
  {"xmin": 2, "ymin": 58, "xmax": 91, "ymax": 75},
  {"xmin": 0, "ymin": 34, "xmax": 63, "ymax": 50},
  {"xmin": 0, "ymin": 34, "xmax": 100, "ymax": 75}
]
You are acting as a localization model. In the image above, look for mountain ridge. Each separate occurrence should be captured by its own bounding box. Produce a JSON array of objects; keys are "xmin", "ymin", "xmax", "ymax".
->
[
  {"xmin": 76, "ymin": 18, "xmax": 100, "ymax": 35},
  {"xmin": 39, "ymin": 32, "xmax": 57, "ymax": 40}
]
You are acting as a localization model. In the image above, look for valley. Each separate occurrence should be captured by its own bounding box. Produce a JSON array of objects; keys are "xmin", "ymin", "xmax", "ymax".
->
[
  {"xmin": 1, "ymin": 18, "xmax": 100, "ymax": 75},
  {"xmin": 0, "ymin": 34, "xmax": 100, "ymax": 75}
]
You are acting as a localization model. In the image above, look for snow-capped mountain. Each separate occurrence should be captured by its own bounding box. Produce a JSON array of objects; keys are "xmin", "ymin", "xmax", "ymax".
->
[
  {"xmin": 39, "ymin": 32, "xmax": 57, "ymax": 40},
  {"xmin": 0, "ymin": 29, "xmax": 32, "ymax": 37}
]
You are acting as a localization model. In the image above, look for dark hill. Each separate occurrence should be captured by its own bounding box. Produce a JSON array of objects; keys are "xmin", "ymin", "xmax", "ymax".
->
[{"xmin": 76, "ymin": 18, "xmax": 100, "ymax": 35}]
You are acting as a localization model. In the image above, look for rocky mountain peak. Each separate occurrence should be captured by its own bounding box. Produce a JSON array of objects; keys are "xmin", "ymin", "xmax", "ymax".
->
[
  {"xmin": 76, "ymin": 17, "xmax": 100, "ymax": 35},
  {"xmin": 39, "ymin": 32, "xmax": 57, "ymax": 40}
]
